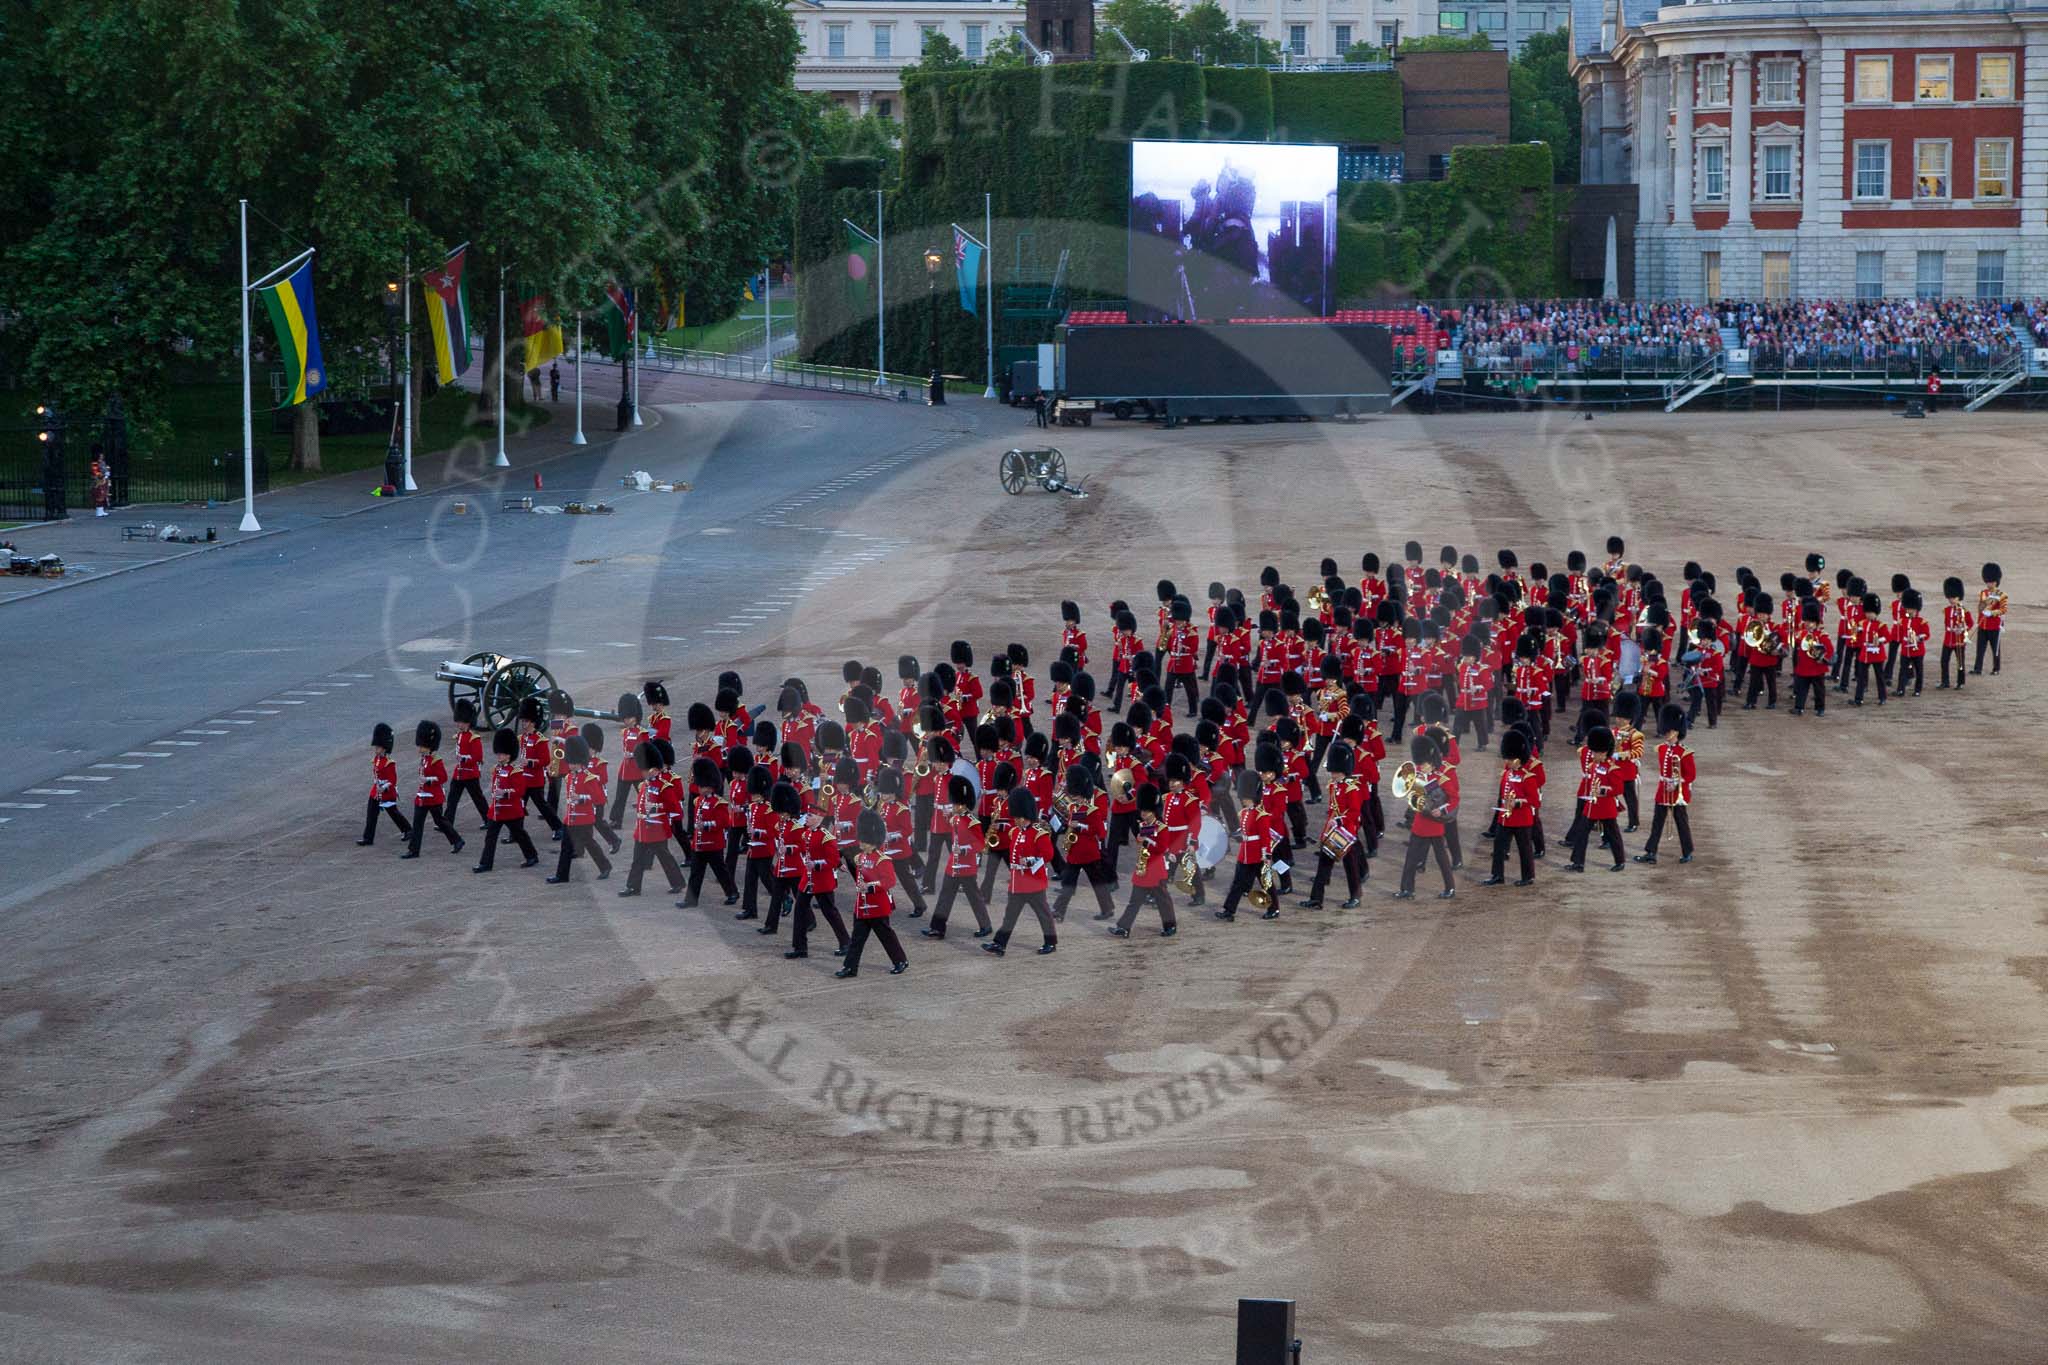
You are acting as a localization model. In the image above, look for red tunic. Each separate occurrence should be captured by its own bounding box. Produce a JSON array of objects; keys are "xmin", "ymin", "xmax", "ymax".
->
[
  {"xmin": 563, "ymin": 766, "xmax": 605, "ymax": 826},
  {"xmin": 853, "ymin": 850, "xmax": 897, "ymax": 919},
  {"xmin": 489, "ymin": 762, "xmax": 527, "ymax": 822},
  {"xmin": 453, "ymin": 729, "xmax": 483, "ymax": 781},
  {"xmin": 370, "ymin": 754, "xmax": 399, "ymax": 805},
  {"xmin": 1130, "ymin": 821, "xmax": 1170, "ymax": 887},
  {"xmin": 1007, "ymin": 825, "xmax": 1053, "ymax": 893},
  {"xmin": 414, "ymin": 755, "xmax": 448, "ymax": 807}
]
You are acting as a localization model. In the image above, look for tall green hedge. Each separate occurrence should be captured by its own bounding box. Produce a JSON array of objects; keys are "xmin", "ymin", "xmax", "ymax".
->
[
  {"xmin": 1334, "ymin": 143, "xmax": 1565, "ymax": 301},
  {"xmin": 1199, "ymin": 66, "xmax": 1273, "ymax": 141},
  {"xmin": 1269, "ymin": 70, "xmax": 1402, "ymax": 144}
]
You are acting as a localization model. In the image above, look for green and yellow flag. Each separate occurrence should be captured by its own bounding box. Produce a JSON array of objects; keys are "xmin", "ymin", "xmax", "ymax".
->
[{"xmin": 256, "ymin": 255, "xmax": 326, "ymax": 404}]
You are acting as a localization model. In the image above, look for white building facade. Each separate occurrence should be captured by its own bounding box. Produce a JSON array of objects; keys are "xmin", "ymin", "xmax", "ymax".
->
[
  {"xmin": 1576, "ymin": 0, "xmax": 2048, "ymax": 301},
  {"xmin": 789, "ymin": 0, "xmax": 1027, "ymax": 119}
]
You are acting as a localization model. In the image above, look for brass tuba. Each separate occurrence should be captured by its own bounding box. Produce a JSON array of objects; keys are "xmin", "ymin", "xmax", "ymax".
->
[
  {"xmin": 1173, "ymin": 847, "xmax": 1200, "ymax": 896},
  {"xmin": 1390, "ymin": 760, "xmax": 1425, "ymax": 813}
]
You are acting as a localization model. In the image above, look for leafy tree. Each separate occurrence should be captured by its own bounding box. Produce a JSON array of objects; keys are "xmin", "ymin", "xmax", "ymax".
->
[
  {"xmin": 1100, "ymin": 0, "xmax": 1177, "ymax": 58},
  {"xmin": 807, "ymin": 98, "xmax": 900, "ymax": 158},
  {"xmin": 1340, "ymin": 42, "xmax": 1391, "ymax": 63},
  {"xmin": 1402, "ymin": 33, "xmax": 1496, "ymax": 53},
  {"xmin": 906, "ymin": 30, "xmax": 971, "ymax": 74},
  {"xmin": 1509, "ymin": 28, "xmax": 1579, "ymax": 183}
]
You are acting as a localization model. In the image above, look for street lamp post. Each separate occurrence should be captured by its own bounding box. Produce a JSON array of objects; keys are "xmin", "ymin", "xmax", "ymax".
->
[
  {"xmin": 923, "ymin": 244, "xmax": 945, "ymax": 406},
  {"xmin": 382, "ymin": 280, "xmax": 404, "ymax": 492}
]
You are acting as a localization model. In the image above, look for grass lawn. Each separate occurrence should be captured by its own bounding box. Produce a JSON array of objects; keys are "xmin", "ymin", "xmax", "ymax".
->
[{"xmin": 663, "ymin": 298, "xmax": 794, "ymax": 355}]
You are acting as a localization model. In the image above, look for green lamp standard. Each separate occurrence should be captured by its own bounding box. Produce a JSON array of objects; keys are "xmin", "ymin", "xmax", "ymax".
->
[{"xmin": 923, "ymin": 243, "xmax": 946, "ymax": 406}]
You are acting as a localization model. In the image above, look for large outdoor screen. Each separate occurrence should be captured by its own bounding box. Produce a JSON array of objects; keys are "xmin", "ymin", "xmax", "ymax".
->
[{"xmin": 1127, "ymin": 140, "xmax": 1339, "ymax": 324}]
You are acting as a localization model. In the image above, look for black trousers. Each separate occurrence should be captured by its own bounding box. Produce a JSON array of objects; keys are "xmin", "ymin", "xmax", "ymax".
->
[
  {"xmin": 624, "ymin": 839, "xmax": 683, "ymax": 893},
  {"xmin": 450, "ymin": 777, "xmax": 490, "ymax": 824},
  {"xmin": 930, "ymin": 875, "xmax": 992, "ymax": 933},
  {"xmin": 1106, "ymin": 668, "xmax": 1130, "ymax": 711},
  {"xmin": 1853, "ymin": 660, "xmax": 1888, "ymax": 704},
  {"xmin": 1104, "ymin": 810, "xmax": 1136, "ymax": 874},
  {"xmin": 740, "ymin": 858, "xmax": 776, "ymax": 912},
  {"xmin": 553, "ymin": 824, "xmax": 612, "ymax": 879},
  {"xmin": 1832, "ymin": 640, "xmax": 1853, "ymax": 688},
  {"xmin": 923, "ymin": 827, "xmax": 951, "ymax": 894},
  {"xmin": 523, "ymin": 786, "xmax": 563, "ymax": 833},
  {"xmin": 1305, "ymin": 736, "xmax": 1330, "ymax": 803},
  {"xmin": 479, "ymin": 818, "xmax": 537, "ymax": 870},
  {"xmin": 1054, "ymin": 859, "xmax": 1115, "ymax": 916},
  {"xmin": 892, "ymin": 856, "xmax": 928, "ymax": 914},
  {"xmin": 1744, "ymin": 664, "xmax": 1779, "ymax": 708},
  {"xmin": 1791, "ymin": 674, "xmax": 1826, "ymax": 714},
  {"xmin": 686, "ymin": 847, "xmax": 738, "ymax": 901},
  {"xmin": 1201, "ymin": 636, "xmax": 1218, "ymax": 681},
  {"xmin": 1397, "ymin": 833, "xmax": 1454, "ymax": 894},
  {"xmin": 1620, "ymin": 780, "xmax": 1640, "ymax": 829},
  {"xmin": 1883, "ymin": 641, "xmax": 1901, "ymax": 688},
  {"xmin": 1286, "ymin": 800, "xmax": 1308, "ymax": 848},
  {"xmin": 1165, "ymin": 671, "xmax": 1199, "ymax": 717},
  {"xmin": 1490, "ymin": 825, "xmax": 1535, "ymax": 882},
  {"xmin": 793, "ymin": 891, "xmax": 849, "ymax": 954},
  {"xmin": 406, "ymin": 803, "xmax": 460, "ymax": 854},
  {"xmin": 361, "ymin": 799, "xmax": 412, "ymax": 844},
  {"xmin": 1117, "ymin": 884, "xmax": 1177, "ymax": 932},
  {"xmin": 912, "ymin": 792, "xmax": 935, "ymax": 850},
  {"xmin": 1644, "ymin": 804, "xmax": 1693, "ymax": 858},
  {"xmin": 1453, "ymin": 707, "xmax": 1491, "ymax": 751},
  {"xmin": 1896, "ymin": 655, "xmax": 1924, "ymax": 695},
  {"xmin": 609, "ymin": 776, "xmax": 640, "ymax": 826},
  {"xmin": 1220, "ymin": 862, "xmax": 1266, "ymax": 915},
  {"xmin": 1568, "ymin": 816, "xmax": 1625, "ymax": 869},
  {"xmin": 1389, "ymin": 691, "xmax": 1411, "ymax": 737},
  {"xmin": 1974, "ymin": 631, "xmax": 2001, "ymax": 673},
  {"xmin": 722, "ymin": 828, "xmax": 745, "ymax": 884},
  {"xmin": 1941, "ymin": 645, "xmax": 1967, "ymax": 687},
  {"xmin": 842, "ymin": 917, "xmax": 906, "ymax": 972},
  {"xmin": 994, "ymin": 890, "xmax": 1056, "ymax": 948},
  {"xmin": 1307, "ymin": 844, "xmax": 1365, "ymax": 903},
  {"xmin": 1729, "ymin": 649, "xmax": 1750, "ymax": 691}
]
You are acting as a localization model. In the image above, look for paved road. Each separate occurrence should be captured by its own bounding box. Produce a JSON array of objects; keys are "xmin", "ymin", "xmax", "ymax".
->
[{"xmin": 3, "ymin": 387, "xmax": 982, "ymax": 907}]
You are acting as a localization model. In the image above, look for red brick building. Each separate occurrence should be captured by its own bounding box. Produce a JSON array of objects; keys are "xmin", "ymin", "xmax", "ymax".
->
[{"xmin": 1573, "ymin": 0, "xmax": 2045, "ymax": 300}]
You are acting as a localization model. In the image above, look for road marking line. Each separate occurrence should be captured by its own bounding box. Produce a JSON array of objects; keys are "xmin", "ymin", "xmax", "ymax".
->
[
  {"xmin": 651, "ymin": 635, "xmax": 687, "ymax": 642},
  {"xmin": 394, "ymin": 667, "xmax": 420, "ymax": 673},
  {"xmin": 181, "ymin": 729, "xmax": 230, "ymax": 735},
  {"xmin": 283, "ymin": 689, "xmax": 327, "ymax": 696},
  {"xmin": 92, "ymin": 763, "xmax": 143, "ymax": 770},
  {"xmin": 121, "ymin": 752, "xmax": 172, "ymax": 759},
  {"xmin": 24, "ymin": 789, "xmax": 79, "ymax": 796},
  {"xmin": 555, "ymin": 648, "xmax": 586, "ymax": 654},
  {"xmin": 261, "ymin": 699, "xmax": 308, "ymax": 705},
  {"xmin": 603, "ymin": 641, "xmax": 636, "ymax": 648},
  {"xmin": 234, "ymin": 708, "xmax": 280, "ymax": 715},
  {"xmin": 152, "ymin": 740, "xmax": 202, "ymax": 747},
  {"xmin": 704, "ymin": 628, "xmax": 744, "ymax": 635},
  {"xmin": 335, "ymin": 673, "xmax": 374, "ymax": 678},
  {"xmin": 0, "ymin": 802, "xmax": 47, "ymax": 810},
  {"xmin": 0, "ymin": 817, "xmax": 10, "ymax": 824},
  {"xmin": 60, "ymin": 776, "xmax": 113, "ymax": 782},
  {"xmin": 212, "ymin": 719, "xmax": 257, "ymax": 725}
]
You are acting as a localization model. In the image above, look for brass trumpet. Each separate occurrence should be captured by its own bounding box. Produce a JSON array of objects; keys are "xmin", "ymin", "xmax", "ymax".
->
[
  {"xmin": 1247, "ymin": 856, "xmax": 1279, "ymax": 911},
  {"xmin": 1305, "ymin": 584, "xmax": 1331, "ymax": 615}
]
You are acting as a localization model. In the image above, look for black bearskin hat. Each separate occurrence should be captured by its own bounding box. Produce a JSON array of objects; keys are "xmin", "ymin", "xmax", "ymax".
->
[
  {"xmin": 947, "ymin": 775, "xmax": 976, "ymax": 809},
  {"xmin": 453, "ymin": 698, "xmax": 479, "ymax": 726},
  {"xmin": 1658, "ymin": 704, "xmax": 1687, "ymax": 737},
  {"xmin": 1500, "ymin": 730, "xmax": 1529, "ymax": 762},
  {"xmin": 856, "ymin": 809, "xmax": 887, "ymax": 847},
  {"xmin": 1983, "ymin": 562, "xmax": 2003, "ymax": 583},
  {"xmin": 517, "ymin": 697, "xmax": 543, "ymax": 727},
  {"xmin": 582, "ymin": 722, "xmax": 606, "ymax": 753},
  {"xmin": 635, "ymin": 740, "xmax": 661, "ymax": 772},
  {"xmin": 564, "ymin": 735, "xmax": 590, "ymax": 766},
  {"xmin": 1007, "ymin": 787, "xmax": 1038, "ymax": 821},
  {"xmin": 1586, "ymin": 725, "xmax": 1615, "ymax": 756},
  {"xmin": 951, "ymin": 639, "xmax": 974, "ymax": 668},
  {"xmin": 493, "ymin": 728, "xmax": 519, "ymax": 758},
  {"xmin": 642, "ymin": 679, "xmax": 670, "ymax": 707},
  {"xmin": 1061, "ymin": 598, "xmax": 1081, "ymax": 623},
  {"xmin": 414, "ymin": 720, "xmax": 440, "ymax": 750},
  {"xmin": 686, "ymin": 702, "xmax": 715, "ymax": 731},
  {"xmin": 690, "ymin": 757, "xmax": 720, "ymax": 789}
]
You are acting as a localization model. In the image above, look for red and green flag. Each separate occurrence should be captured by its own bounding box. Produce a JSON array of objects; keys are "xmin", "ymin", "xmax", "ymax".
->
[{"xmin": 423, "ymin": 244, "xmax": 472, "ymax": 383}]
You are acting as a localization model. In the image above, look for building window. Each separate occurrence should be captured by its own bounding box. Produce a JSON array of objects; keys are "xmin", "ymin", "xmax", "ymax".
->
[
  {"xmin": 1916, "ymin": 251, "xmax": 1945, "ymax": 301},
  {"xmin": 1761, "ymin": 59, "xmax": 1798, "ymax": 104},
  {"xmin": 919, "ymin": 22, "xmax": 938, "ymax": 47},
  {"xmin": 1853, "ymin": 56, "xmax": 1891, "ymax": 102},
  {"xmin": 1439, "ymin": 11, "xmax": 1467, "ymax": 32},
  {"xmin": 1853, "ymin": 141, "xmax": 1890, "ymax": 200},
  {"xmin": 1379, "ymin": 23, "xmax": 1398, "ymax": 47},
  {"xmin": 964, "ymin": 23, "xmax": 983, "ymax": 59},
  {"xmin": 1977, "ymin": 251, "xmax": 2006, "ymax": 301},
  {"xmin": 1762, "ymin": 143, "xmax": 1795, "ymax": 199},
  {"xmin": 1478, "ymin": 10, "xmax": 1505, "ymax": 31},
  {"xmin": 876, "ymin": 97, "xmax": 893, "ymax": 120},
  {"xmin": 873, "ymin": 24, "xmax": 892, "ymax": 58},
  {"xmin": 1856, "ymin": 252, "xmax": 1884, "ymax": 302},
  {"xmin": 1762, "ymin": 252, "xmax": 1792, "ymax": 301},
  {"xmin": 1333, "ymin": 24, "xmax": 1351, "ymax": 52},
  {"xmin": 1288, "ymin": 24, "xmax": 1307, "ymax": 55},
  {"xmin": 1699, "ymin": 60, "xmax": 1729, "ymax": 108},
  {"xmin": 1701, "ymin": 252, "xmax": 1722, "ymax": 300},
  {"xmin": 1518, "ymin": 9, "xmax": 1542, "ymax": 29},
  {"xmin": 826, "ymin": 23, "xmax": 846, "ymax": 58},
  {"xmin": 1700, "ymin": 144, "xmax": 1726, "ymax": 202},
  {"xmin": 1915, "ymin": 55, "xmax": 1951, "ymax": 102},
  {"xmin": 1914, "ymin": 141, "xmax": 1950, "ymax": 200},
  {"xmin": 1977, "ymin": 54, "xmax": 2014, "ymax": 101},
  {"xmin": 1975, "ymin": 139, "xmax": 2012, "ymax": 199}
]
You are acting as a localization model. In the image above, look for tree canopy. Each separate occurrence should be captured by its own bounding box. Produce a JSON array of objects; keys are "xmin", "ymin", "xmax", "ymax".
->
[
  {"xmin": 0, "ymin": 0, "xmax": 808, "ymax": 432},
  {"xmin": 1099, "ymin": 0, "xmax": 1275, "ymax": 65},
  {"xmin": 1509, "ymin": 29, "xmax": 1580, "ymax": 183}
]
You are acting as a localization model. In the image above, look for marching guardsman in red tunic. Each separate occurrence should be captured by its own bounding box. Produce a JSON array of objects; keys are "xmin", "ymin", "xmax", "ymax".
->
[
  {"xmin": 778, "ymin": 684, "xmax": 817, "ymax": 762},
  {"xmin": 359, "ymin": 722, "xmax": 413, "ymax": 847},
  {"xmin": 1939, "ymin": 576, "xmax": 1974, "ymax": 689},
  {"xmin": 547, "ymin": 734, "xmax": 613, "ymax": 882},
  {"xmin": 609, "ymin": 691, "xmax": 648, "ymax": 827},
  {"xmin": 896, "ymin": 655, "xmax": 923, "ymax": 735},
  {"xmin": 643, "ymin": 680, "xmax": 673, "ymax": 745},
  {"xmin": 1976, "ymin": 562, "xmax": 2007, "ymax": 675},
  {"xmin": 448, "ymin": 699, "xmax": 489, "ymax": 827},
  {"xmin": 1788, "ymin": 598, "xmax": 1833, "ymax": 717},
  {"xmin": 1059, "ymin": 599, "xmax": 1089, "ymax": 673},
  {"xmin": 836, "ymin": 810, "xmax": 910, "ymax": 978},
  {"xmin": 923, "ymin": 775, "xmax": 991, "ymax": 939},
  {"xmin": 1452, "ymin": 634, "xmax": 1492, "ymax": 749},
  {"xmin": 1301, "ymin": 742, "xmax": 1366, "ymax": 909},
  {"xmin": 731, "ymin": 765, "xmax": 777, "ymax": 916},
  {"xmin": 1564, "ymin": 727, "xmax": 1626, "ymax": 873},
  {"xmin": 760, "ymin": 782, "xmax": 806, "ymax": 936},
  {"xmin": 619, "ymin": 741, "xmax": 684, "ymax": 895},
  {"xmin": 678, "ymin": 756, "xmax": 740, "ymax": 907},
  {"xmin": 1633, "ymin": 704, "xmax": 1697, "ymax": 865},
  {"xmin": 1741, "ymin": 590, "xmax": 1783, "ymax": 710},
  {"xmin": 789, "ymin": 803, "xmax": 852, "ymax": 959},
  {"xmin": 1163, "ymin": 594, "xmax": 1201, "ymax": 719},
  {"xmin": 476, "ymin": 728, "xmax": 540, "ymax": 872},
  {"xmin": 1110, "ymin": 784, "xmax": 1179, "ymax": 938},
  {"xmin": 544, "ymin": 689, "xmax": 578, "ymax": 817},
  {"xmin": 514, "ymin": 698, "xmax": 564, "ymax": 836},
  {"xmin": 1482, "ymin": 729, "xmax": 1539, "ymax": 887},
  {"xmin": 983, "ymin": 788, "xmax": 1058, "ymax": 957},
  {"xmin": 1851, "ymin": 592, "xmax": 1892, "ymax": 706},
  {"xmin": 577, "ymin": 724, "xmax": 622, "ymax": 855},
  {"xmin": 873, "ymin": 766, "xmax": 929, "ymax": 918},
  {"xmin": 402, "ymin": 719, "xmax": 463, "ymax": 858},
  {"xmin": 1051, "ymin": 764, "xmax": 1114, "ymax": 921},
  {"xmin": 1219, "ymin": 768, "xmax": 1283, "ymax": 921}
]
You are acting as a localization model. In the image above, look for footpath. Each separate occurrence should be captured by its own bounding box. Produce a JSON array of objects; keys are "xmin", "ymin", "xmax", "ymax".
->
[{"xmin": 0, "ymin": 392, "xmax": 655, "ymax": 606}]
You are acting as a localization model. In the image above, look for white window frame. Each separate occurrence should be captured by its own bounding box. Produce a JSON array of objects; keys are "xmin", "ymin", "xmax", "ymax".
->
[
  {"xmin": 1762, "ymin": 251, "xmax": 1792, "ymax": 302},
  {"xmin": 1379, "ymin": 23, "xmax": 1398, "ymax": 47},
  {"xmin": 1333, "ymin": 24, "xmax": 1351, "ymax": 53},
  {"xmin": 1852, "ymin": 140, "xmax": 1890, "ymax": 201},
  {"xmin": 1916, "ymin": 251, "xmax": 1946, "ymax": 301},
  {"xmin": 1855, "ymin": 251, "xmax": 1885, "ymax": 302},
  {"xmin": 1977, "ymin": 54, "xmax": 2014, "ymax": 101},
  {"xmin": 1760, "ymin": 58, "xmax": 1798, "ymax": 105},
  {"xmin": 1854, "ymin": 55, "xmax": 1891, "ymax": 104},
  {"xmin": 1698, "ymin": 59, "xmax": 1730, "ymax": 108},
  {"xmin": 1914, "ymin": 139, "xmax": 1951, "ymax": 201},
  {"xmin": 964, "ymin": 22, "xmax": 984, "ymax": 59},
  {"xmin": 1975, "ymin": 138, "xmax": 2013, "ymax": 200},
  {"xmin": 872, "ymin": 22, "xmax": 893, "ymax": 58},
  {"xmin": 1288, "ymin": 23, "xmax": 1308, "ymax": 56},
  {"xmin": 826, "ymin": 23, "xmax": 847, "ymax": 58},
  {"xmin": 1915, "ymin": 55, "xmax": 1952, "ymax": 103},
  {"xmin": 1701, "ymin": 251, "xmax": 1722, "ymax": 300},
  {"xmin": 1760, "ymin": 141, "xmax": 1796, "ymax": 201},
  {"xmin": 1697, "ymin": 138, "xmax": 1729, "ymax": 203},
  {"xmin": 1976, "ymin": 250, "xmax": 2006, "ymax": 301}
]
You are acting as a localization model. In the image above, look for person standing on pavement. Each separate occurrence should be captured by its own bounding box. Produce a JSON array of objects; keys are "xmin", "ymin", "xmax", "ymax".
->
[{"xmin": 549, "ymin": 363, "xmax": 561, "ymax": 402}]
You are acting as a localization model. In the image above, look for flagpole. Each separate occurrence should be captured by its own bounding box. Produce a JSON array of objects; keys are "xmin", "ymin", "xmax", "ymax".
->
[
  {"xmin": 572, "ymin": 315, "xmax": 586, "ymax": 445},
  {"xmin": 763, "ymin": 262, "xmax": 773, "ymax": 380},
  {"xmin": 983, "ymin": 191, "xmax": 995, "ymax": 399},
  {"xmin": 494, "ymin": 266, "xmax": 508, "ymax": 467},
  {"xmin": 402, "ymin": 207, "xmax": 416, "ymax": 490},
  {"xmin": 238, "ymin": 199, "xmax": 260, "ymax": 532},
  {"xmin": 631, "ymin": 289, "xmax": 643, "ymax": 425},
  {"xmin": 874, "ymin": 187, "xmax": 886, "ymax": 386}
]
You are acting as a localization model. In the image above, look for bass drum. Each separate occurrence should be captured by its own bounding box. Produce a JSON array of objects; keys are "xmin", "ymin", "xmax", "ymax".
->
[
  {"xmin": 951, "ymin": 757, "xmax": 983, "ymax": 805},
  {"xmin": 1195, "ymin": 814, "xmax": 1230, "ymax": 869},
  {"xmin": 1616, "ymin": 636, "xmax": 1644, "ymax": 686}
]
